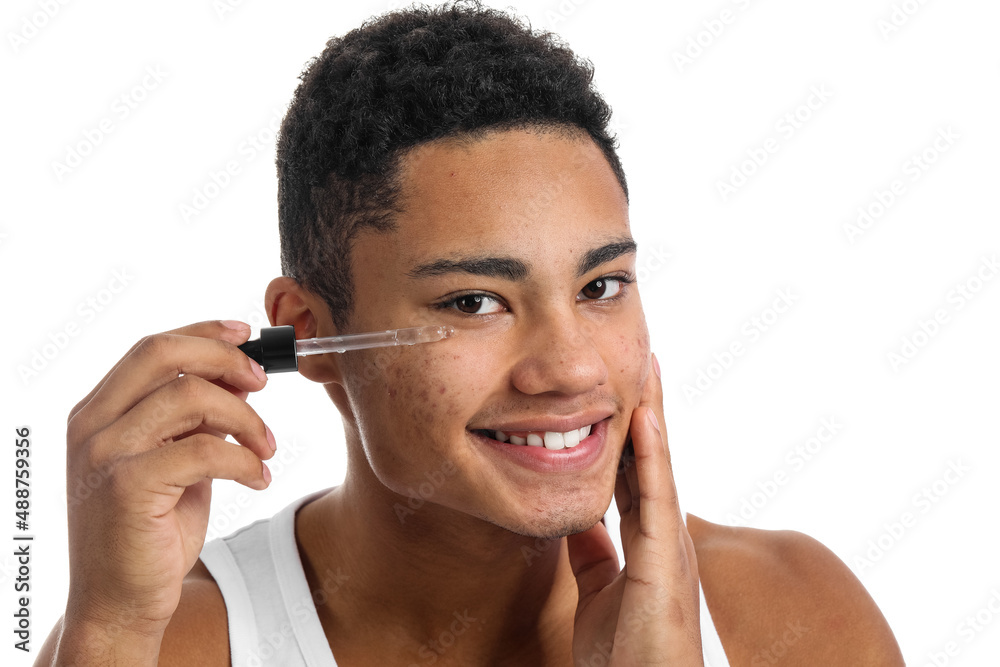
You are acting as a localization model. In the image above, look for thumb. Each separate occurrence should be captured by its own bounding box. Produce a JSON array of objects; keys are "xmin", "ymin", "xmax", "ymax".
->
[{"xmin": 566, "ymin": 520, "xmax": 620, "ymax": 609}]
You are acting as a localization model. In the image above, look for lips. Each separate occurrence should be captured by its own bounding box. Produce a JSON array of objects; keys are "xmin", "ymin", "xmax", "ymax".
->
[
  {"xmin": 469, "ymin": 415, "xmax": 612, "ymax": 474},
  {"xmin": 470, "ymin": 411, "xmax": 612, "ymax": 435}
]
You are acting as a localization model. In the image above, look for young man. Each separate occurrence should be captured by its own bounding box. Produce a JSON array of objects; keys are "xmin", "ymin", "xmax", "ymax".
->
[{"xmin": 38, "ymin": 2, "xmax": 903, "ymax": 664}]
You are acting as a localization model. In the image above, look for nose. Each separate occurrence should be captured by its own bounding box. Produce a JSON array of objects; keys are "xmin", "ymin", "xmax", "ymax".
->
[{"xmin": 509, "ymin": 313, "xmax": 608, "ymax": 396}]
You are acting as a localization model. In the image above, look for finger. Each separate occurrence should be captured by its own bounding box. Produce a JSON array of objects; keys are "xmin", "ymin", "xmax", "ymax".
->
[
  {"xmin": 618, "ymin": 355, "xmax": 662, "ymax": 517},
  {"xmin": 71, "ymin": 327, "xmax": 267, "ymax": 445},
  {"xmin": 208, "ymin": 377, "xmax": 250, "ymax": 402},
  {"xmin": 121, "ymin": 432, "xmax": 271, "ymax": 495},
  {"xmin": 628, "ymin": 353, "xmax": 682, "ymax": 539},
  {"xmin": 612, "ymin": 354, "xmax": 703, "ymax": 660},
  {"xmin": 566, "ymin": 521, "xmax": 621, "ymax": 610},
  {"xmin": 626, "ymin": 407, "xmax": 678, "ymax": 536},
  {"xmin": 196, "ymin": 378, "xmax": 251, "ymax": 438},
  {"xmin": 69, "ymin": 320, "xmax": 253, "ymax": 424},
  {"xmin": 637, "ymin": 352, "xmax": 668, "ymax": 464},
  {"xmin": 92, "ymin": 374, "xmax": 275, "ymax": 464},
  {"xmin": 194, "ymin": 378, "xmax": 251, "ymax": 441}
]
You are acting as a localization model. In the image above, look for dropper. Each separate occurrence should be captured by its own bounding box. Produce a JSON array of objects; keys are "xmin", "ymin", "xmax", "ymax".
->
[{"xmin": 238, "ymin": 325, "xmax": 454, "ymax": 373}]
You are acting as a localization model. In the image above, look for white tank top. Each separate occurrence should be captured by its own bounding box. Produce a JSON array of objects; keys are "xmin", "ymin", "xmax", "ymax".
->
[{"xmin": 199, "ymin": 488, "xmax": 732, "ymax": 667}]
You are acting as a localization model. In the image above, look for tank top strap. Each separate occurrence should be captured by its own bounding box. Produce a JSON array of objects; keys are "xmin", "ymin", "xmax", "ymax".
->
[{"xmin": 200, "ymin": 488, "xmax": 336, "ymax": 667}]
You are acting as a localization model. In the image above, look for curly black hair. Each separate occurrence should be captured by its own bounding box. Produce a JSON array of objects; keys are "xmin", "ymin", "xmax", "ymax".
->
[{"xmin": 276, "ymin": 0, "xmax": 628, "ymax": 330}]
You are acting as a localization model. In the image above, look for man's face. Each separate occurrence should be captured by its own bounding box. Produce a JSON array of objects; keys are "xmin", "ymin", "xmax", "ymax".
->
[{"xmin": 338, "ymin": 128, "xmax": 651, "ymax": 538}]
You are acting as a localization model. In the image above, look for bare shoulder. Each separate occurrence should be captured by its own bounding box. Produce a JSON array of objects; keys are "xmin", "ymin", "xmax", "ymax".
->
[
  {"xmin": 157, "ymin": 558, "xmax": 231, "ymax": 666},
  {"xmin": 686, "ymin": 514, "xmax": 904, "ymax": 666}
]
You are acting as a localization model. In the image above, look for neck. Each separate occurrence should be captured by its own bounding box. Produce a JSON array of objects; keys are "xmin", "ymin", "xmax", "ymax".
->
[{"xmin": 295, "ymin": 454, "xmax": 579, "ymax": 665}]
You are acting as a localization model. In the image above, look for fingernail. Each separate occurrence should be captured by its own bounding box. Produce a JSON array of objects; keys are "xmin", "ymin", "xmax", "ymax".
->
[
  {"xmin": 262, "ymin": 461, "xmax": 272, "ymax": 485},
  {"xmin": 652, "ymin": 353, "xmax": 661, "ymax": 379},
  {"xmin": 265, "ymin": 424, "xmax": 276, "ymax": 452},
  {"xmin": 222, "ymin": 320, "xmax": 248, "ymax": 331},
  {"xmin": 249, "ymin": 357, "xmax": 267, "ymax": 382},
  {"xmin": 646, "ymin": 408, "xmax": 660, "ymax": 433}
]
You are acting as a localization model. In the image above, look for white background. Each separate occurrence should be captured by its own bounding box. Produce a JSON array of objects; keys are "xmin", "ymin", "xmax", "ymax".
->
[{"xmin": 3, "ymin": 0, "xmax": 999, "ymax": 665}]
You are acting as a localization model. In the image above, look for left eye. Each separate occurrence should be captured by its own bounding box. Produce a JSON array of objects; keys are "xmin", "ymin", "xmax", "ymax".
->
[{"xmin": 579, "ymin": 277, "xmax": 624, "ymax": 300}]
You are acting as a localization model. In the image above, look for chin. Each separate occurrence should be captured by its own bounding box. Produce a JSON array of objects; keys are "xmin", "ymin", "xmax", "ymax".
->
[{"xmin": 488, "ymin": 491, "xmax": 611, "ymax": 541}]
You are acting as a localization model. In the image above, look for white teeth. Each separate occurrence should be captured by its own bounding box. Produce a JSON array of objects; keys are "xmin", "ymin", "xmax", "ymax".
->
[{"xmin": 490, "ymin": 424, "xmax": 596, "ymax": 449}]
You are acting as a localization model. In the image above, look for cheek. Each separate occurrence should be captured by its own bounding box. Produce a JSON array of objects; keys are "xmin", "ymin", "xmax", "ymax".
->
[
  {"xmin": 607, "ymin": 317, "xmax": 651, "ymax": 414},
  {"xmin": 612, "ymin": 316, "xmax": 650, "ymax": 376},
  {"xmin": 350, "ymin": 345, "xmax": 491, "ymax": 481},
  {"xmin": 382, "ymin": 355, "xmax": 460, "ymax": 430}
]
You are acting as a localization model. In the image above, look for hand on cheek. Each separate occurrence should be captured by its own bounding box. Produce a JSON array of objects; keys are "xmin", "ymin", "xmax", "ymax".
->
[{"xmin": 566, "ymin": 353, "xmax": 705, "ymax": 665}]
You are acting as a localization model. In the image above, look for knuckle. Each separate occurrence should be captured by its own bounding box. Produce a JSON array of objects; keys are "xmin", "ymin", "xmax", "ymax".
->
[
  {"xmin": 77, "ymin": 433, "xmax": 125, "ymax": 481},
  {"xmin": 136, "ymin": 333, "xmax": 174, "ymax": 361},
  {"xmin": 79, "ymin": 433, "xmax": 105, "ymax": 469},
  {"xmin": 183, "ymin": 432, "xmax": 216, "ymax": 465},
  {"xmin": 66, "ymin": 411, "xmax": 89, "ymax": 447},
  {"xmin": 68, "ymin": 396, "xmax": 89, "ymax": 424},
  {"xmin": 135, "ymin": 333, "xmax": 158, "ymax": 357},
  {"xmin": 172, "ymin": 373, "xmax": 206, "ymax": 401}
]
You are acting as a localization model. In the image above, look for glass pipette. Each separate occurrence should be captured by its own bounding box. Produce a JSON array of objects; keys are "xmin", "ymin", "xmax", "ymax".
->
[{"xmin": 238, "ymin": 325, "xmax": 454, "ymax": 373}]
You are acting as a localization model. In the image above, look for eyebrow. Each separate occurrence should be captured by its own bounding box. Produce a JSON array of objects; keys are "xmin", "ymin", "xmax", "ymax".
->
[{"xmin": 405, "ymin": 237, "xmax": 637, "ymax": 281}]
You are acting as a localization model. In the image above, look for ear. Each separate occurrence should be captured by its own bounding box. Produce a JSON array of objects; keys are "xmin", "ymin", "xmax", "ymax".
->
[{"xmin": 264, "ymin": 276, "xmax": 343, "ymax": 384}]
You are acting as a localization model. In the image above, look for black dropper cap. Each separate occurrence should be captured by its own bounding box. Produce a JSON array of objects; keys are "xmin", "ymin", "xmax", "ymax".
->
[{"xmin": 237, "ymin": 325, "xmax": 299, "ymax": 374}]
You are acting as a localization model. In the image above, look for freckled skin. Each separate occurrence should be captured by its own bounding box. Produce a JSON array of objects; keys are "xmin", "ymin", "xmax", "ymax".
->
[{"xmin": 332, "ymin": 127, "xmax": 648, "ymax": 539}]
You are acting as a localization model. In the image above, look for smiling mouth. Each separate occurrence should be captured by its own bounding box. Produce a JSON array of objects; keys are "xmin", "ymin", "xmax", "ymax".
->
[{"xmin": 471, "ymin": 424, "xmax": 594, "ymax": 450}]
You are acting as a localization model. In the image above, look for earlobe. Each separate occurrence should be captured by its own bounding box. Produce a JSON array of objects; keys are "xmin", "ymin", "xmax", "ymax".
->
[{"xmin": 264, "ymin": 276, "xmax": 344, "ymax": 384}]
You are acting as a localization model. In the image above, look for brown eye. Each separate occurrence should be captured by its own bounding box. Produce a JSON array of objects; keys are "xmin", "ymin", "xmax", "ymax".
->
[
  {"xmin": 441, "ymin": 293, "xmax": 505, "ymax": 315},
  {"xmin": 456, "ymin": 295, "xmax": 485, "ymax": 313},
  {"xmin": 580, "ymin": 277, "xmax": 623, "ymax": 300}
]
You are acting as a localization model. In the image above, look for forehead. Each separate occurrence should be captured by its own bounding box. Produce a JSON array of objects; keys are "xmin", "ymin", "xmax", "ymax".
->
[{"xmin": 381, "ymin": 127, "xmax": 630, "ymax": 261}]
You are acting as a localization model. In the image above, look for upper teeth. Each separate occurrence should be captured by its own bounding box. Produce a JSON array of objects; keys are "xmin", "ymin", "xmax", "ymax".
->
[{"xmin": 492, "ymin": 425, "xmax": 592, "ymax": 449}]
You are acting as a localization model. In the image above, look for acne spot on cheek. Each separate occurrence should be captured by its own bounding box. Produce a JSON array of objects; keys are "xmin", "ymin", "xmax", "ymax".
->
[
  {"xmin": 438, "ymin": 386, "xmax": 446, "ymax": 394},
  {"xmin": 616, "ymin": 334, "xmax": 634, "ymax": 375}
]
